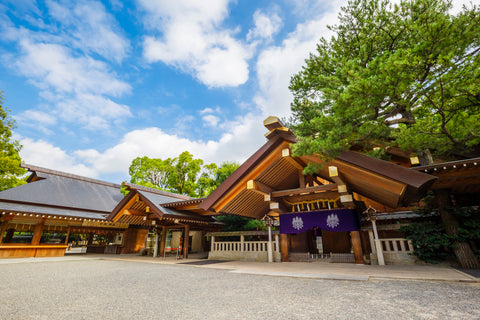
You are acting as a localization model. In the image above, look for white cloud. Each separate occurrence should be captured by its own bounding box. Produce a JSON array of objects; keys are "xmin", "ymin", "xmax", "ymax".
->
[
  {"xmin": 202, "ymin": 114, "xmax": 220, "ymax": 127},
  {"xmin": 15, "ymin": 110, "xmax": 57, "ymax": 135},
  {"xmin": 46, "ymin": 0, "xmax": 129, "ymax": 62},
  {"xmin": 15, "ymin": 40, "xmax": 130, "ymax": 96},
  {"xmin": 19, "ymin": 137, "xmax": 98, "ymax": 178},
  {"xmin": 140, "ymin": 0, "xmax": 252, "ymax": 87},
  {"xmin": 7, "ymin": 37, "xmax": 132, "ymax": 131},
  {"xmin": 200, "ymin": 108, "xmax": 215, "ymax": 115},
  {"xmin": 18, "ymin": 112, "xmax": 267, "ymax": 182},
  {"xmin": 247, "ymin": 10, "xmax": 282, "ymax": 42},
  {"xmin": 254, "ymin": 1, "xmax": 344, "ymax": 119}
]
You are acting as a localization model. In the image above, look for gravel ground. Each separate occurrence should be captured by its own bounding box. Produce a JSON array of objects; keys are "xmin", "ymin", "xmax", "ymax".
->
[{"xmin": 0, "ymin": 259, "xmax": 479, "ymax": 320}]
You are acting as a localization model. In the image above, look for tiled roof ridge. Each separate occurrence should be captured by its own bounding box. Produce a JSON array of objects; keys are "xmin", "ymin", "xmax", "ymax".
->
[
  {"xmin": 21, "ymin": 164, "xmax": 121, "ymax": 189},
  {"xmin": 122, "ymin": 182, "xmax": 193, "ymax": 200}
]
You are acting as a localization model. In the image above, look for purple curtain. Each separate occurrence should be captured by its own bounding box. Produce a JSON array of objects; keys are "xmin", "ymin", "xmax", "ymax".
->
[{"xmin": 279, "ymin": 209, "xmax": 361, "ymax": 234}]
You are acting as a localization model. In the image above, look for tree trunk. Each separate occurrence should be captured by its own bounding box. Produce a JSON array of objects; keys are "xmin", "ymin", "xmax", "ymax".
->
[{"xmin": 435, "ymin": 189, "xmax": 479, "ymax": 269}]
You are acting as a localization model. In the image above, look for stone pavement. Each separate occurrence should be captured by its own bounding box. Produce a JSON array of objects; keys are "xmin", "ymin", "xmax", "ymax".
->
[{"xmin": 3, "ymin": 254, "xmax": 476, "ymax": 283}]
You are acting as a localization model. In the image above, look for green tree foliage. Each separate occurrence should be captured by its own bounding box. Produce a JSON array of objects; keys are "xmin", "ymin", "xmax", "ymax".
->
[
  {"xmin": 401, "ymin": 206, "xmax": 480, "ymax": 263},
  {"xmin": 216, "ymin": 215, "xmax": 268, "ymax": 232},
  {"xmin": 290, "ymin": 0, "xmax": 480, "ymax": 162},
  {"xmin": 400, "ymin": 220, "xmax": 451, "ymax": 263},
  {"xmin": 128, "ymin": 152, "xmax": 239, "ymax": 198},
  {"xmin": 0, "ymin": 91, "xmax": 26, "ymax": 191}
]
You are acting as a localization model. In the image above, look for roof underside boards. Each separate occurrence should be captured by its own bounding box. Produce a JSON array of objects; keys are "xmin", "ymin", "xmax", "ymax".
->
[
  {"xmin": 220, "ymin": 189, "xmax": 270, "ymax": 219},
  {"xmin": 0, "ymin": 172, "xmax": 123, "ymax": 214},
  {"xmin": 198, "ymin": 134, "xmax": 294, "ymax": 212},
  {"xmin": 301, "ymin": 152, "xmax": 437, "ymax": 208},
  {"xmin": 209, "ymin": 140, "xmax": 293, "ymax": 214}
]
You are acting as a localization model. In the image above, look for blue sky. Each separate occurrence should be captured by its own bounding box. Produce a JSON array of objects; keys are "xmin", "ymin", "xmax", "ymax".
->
[{"xmin": 0, "ymin": 0, "xmax": 472, "ymax": 183}]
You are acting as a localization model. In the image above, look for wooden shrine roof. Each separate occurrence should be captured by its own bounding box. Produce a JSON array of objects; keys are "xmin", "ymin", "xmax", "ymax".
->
[
  {"xmin": 107, "ymin": 184, "xmax": 218, "ymax": 226},
  {"xmin": 198, "ymin": 116, "xmax": 437, "ymax": 219}
]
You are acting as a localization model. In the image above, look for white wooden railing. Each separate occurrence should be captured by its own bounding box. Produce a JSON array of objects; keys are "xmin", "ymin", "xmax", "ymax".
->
[
  {"xmin": 212, "ymin": 241, "xmax": 278, "ymax": 252},
  {"xmin": 380, "ymin": 238, "xmax": 414, "ymax": 253}
]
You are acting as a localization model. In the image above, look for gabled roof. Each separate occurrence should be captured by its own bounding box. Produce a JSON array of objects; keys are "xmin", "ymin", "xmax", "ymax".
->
[
  {"xmin": 199, "ymin": 117, "xmax": 437, "ymax": 218},
  {"xmin": 0, "ymin": 164, "xmax": 123, "ymax": 219},
  {"xmin": 107, "ymin": 183, "xmax": 217, "ymax": 225}
]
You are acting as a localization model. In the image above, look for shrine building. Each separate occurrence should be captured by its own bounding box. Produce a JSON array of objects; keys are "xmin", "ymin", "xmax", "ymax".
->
[{"xmin": 2, "ymin": 116, "xmax": 477, "ymax": 265}]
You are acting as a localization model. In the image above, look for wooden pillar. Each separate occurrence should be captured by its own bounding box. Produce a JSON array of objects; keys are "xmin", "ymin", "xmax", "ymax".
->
[
  {"xmin": 280, "ymin": 233, "xmax": 289, "ymax": 262},
  {"xmin": 159, "ymin": 226, "xmax": 167, "ymax": 257},
  {"xmin": 274, "ymin": 234, "xmax": 280, "ymax": 253},
  {"xmin": 31, "ymin": 218, "xmax": 46, "ymax": 245},
  {"xmin": 65, "ymin": 226, "xmax": 72, "ymax": 245},
  {"xmin": 3, "ymin": 228, "xmax": 15, "ymax": 244},
  {"xmin": 153, "ymin": 231, "xmax": 159, "ymax": 258},
  {"xmin": 201, "ymin": 230, "xmax": 206, "ymax": 252},
  {"xmin": 183, "ymin": 225, "xmax": 190, "ymax": 259},
  {"xmin": 350, "ymin": 231, "xmax": 364, "ymax": 264},
  {"xmin": 0, "ymin": 219, "xmax": 13, "ymax": 245},
  {"xmin": 88, "ymin": 233, "xmax": 94, "ymax": 245}
]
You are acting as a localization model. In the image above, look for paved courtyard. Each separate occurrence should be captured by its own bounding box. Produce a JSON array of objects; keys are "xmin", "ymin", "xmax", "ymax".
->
[{"xmin": 0, "ymin": 258, "xmax": 479, "ymax": 320}]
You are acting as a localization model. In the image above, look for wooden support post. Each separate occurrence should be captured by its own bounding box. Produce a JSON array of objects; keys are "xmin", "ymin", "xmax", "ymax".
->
[
  {"xmin": 274, "ymin": 234, "xmax": 280, "ymax": 253},
  {"xmin": 0, "ymin": 216, "xmax": 13, "ymax": 244},
  {"xmin": 183, "ymin": 225, "xmax": 190, "ymax": 259},
  {"xmin": 153, "ymin": 231, "xmax": 159, "ymax": 258},
  {"xmin": 31, "ymin": 218, "xmax": 46, "ymax": 245},
  {"xmin": 88, "ymin": 233, "xmax": 94, "ymax": 245},
  {"xmin": 65, "ymin": 226, "xmax": 72, "ymax": 245},
  {"xmin": 201, "ymin": 230, "xmax": 206, "ymax": 252},
  {"xmin": 280, "ymin": 233, "xmax": 289, "ymax": 262},
  {"xmin": 4, "ymin": 228, "xmax": 15, "ymax": 244},
  {"xmin": 350, "ymin": 231, "xmax": 364, "ymax": 264},
  {"xmin": 159, "ymin": 226, "xmax": 167, "ymax": 257}
]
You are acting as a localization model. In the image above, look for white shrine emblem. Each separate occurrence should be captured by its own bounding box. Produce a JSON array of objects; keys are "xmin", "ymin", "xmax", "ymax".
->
[
  {"xmin": 292, "ymin": 216, "xmax": 304, "ymax": 230},
  {"xmin": 326, "ymin": 214, "xmax": 340, "ymax": 229}
]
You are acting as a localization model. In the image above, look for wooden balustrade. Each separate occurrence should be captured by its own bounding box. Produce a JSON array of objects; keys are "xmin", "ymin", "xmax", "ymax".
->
[
  {"xmin": 212, "ymin": 241, "xmax": 278, "ymax": 252},
  {"xmin": 379, "ymin": 238, "xmax": 413, "ymax": 253}
]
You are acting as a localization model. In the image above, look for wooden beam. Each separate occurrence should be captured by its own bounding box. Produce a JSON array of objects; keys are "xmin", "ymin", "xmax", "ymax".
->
[
  {"xmin": 328, "ymin": 166, "xmax": 355, "ymax": 208},
  {"xmin": 124, "ymin": 209, "xmax": 148, "ymax": 216},
  {"xmin": 263, "ymin": 116, "xmax": 284, "ymax": 131},
  {"xmin": 271, "ymin": 184, "xmax": 338, "ymax": 198},
  {"xmin": 246, "ymin": 180, "xmax": 275, "ymax": 195}
]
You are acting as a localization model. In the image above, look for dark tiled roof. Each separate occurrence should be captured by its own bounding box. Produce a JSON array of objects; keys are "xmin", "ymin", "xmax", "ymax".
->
[{"xmin": 0, "ymin": 165, "xmax": 124, "ymax": 218}]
